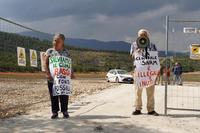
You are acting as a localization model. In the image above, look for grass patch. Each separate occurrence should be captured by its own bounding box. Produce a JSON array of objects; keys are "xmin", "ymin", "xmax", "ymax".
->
[{"xmin": 182, "ymin": 73, "xmax": 200, "ymax": 82}]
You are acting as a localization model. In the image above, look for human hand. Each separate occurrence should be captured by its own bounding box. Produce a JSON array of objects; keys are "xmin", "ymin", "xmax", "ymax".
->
[
  {"xmin": 135, "ymin": 48, "xmax": 143, "ymax": 53},
  {"xmin": 46, "ymin": 72, "xmax": 53, "ymax": 80}
]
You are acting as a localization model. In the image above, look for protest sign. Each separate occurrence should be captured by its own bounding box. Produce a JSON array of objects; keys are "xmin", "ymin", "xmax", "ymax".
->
[
  {"xmin": 134, "ymin": 51, "xmax": 160, "ymax": 88},
  {"xmin": 49, "ymin": 56, "xmax": 72, "ymax": 96},
  {"xmin": 40, "ymin": 52, "xmax": 46, "ymax": 71},
  {"xmin": 30, "ymin": 49, "xmax": 37, "ymax": 67},
  {"xmin": 17, "ymin": 47, "xmax": 26, "ymax": 66}
]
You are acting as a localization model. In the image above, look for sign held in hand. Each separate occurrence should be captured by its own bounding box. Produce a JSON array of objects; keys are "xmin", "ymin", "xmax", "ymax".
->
[
  {"xmin": 49, "ymin": 56, "xmax": 72, "ymax": 96},
  {"xmin": 134, "ymin": 51, "xmax": 160, "ymax": 88}
]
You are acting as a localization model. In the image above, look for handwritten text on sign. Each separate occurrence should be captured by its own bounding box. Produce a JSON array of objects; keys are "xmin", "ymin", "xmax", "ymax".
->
[
  {"xmin": 134, "ymin": 51, "xmax": 160, "ymax": 88},
  {"xmin": 49, "ymin": 56, "xmax": 72, "ymax": 96}
]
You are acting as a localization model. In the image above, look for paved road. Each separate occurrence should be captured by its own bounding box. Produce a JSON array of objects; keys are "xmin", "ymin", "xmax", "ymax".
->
[{"xmin": 0, "ymin": 84, "xmax": 200, "ymax": 133}]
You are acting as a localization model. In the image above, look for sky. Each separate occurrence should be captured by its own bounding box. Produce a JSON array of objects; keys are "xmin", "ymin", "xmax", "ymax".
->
[{"xmin": 0, "ymin": 0, "xmax": 200, "ymax": 51}]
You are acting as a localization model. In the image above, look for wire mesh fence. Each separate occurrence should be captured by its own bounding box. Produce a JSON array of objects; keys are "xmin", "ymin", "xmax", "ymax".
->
[
  {"xmin": 167, "ymin": 86, "xmax": 200, "ymax": 111},
  {"xmin": 0, "ymin": 17, "xmax": 58, "ymax": 118},
  {"xmin": 0, "ymin": 17, "xmax": 53, "ymax": 72},
  {"xmin": 165, "ymin": 16, "xmax": 200, "ymax": 114}
]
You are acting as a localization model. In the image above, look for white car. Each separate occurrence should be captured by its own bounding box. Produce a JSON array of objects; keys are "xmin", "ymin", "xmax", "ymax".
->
[{"xmin": 106, "ymin": 69, "xmax": 133, "ymax": 83}]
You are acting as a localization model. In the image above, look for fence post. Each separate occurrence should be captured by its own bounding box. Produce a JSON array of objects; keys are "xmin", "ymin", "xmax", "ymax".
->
[{"xmin": 164, "ymin": 16, "xmax": 169, "ymax": 115}]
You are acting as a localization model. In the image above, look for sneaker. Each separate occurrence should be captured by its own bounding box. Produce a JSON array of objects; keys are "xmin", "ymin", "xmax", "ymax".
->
[
  {"xmin": 63, "ymin": 112, "xmax": 70, "ymax": 119},
  {"xmin": 148, "ymin": 111, "xmax": 159, "ymax": 116},
  {"xmin": 132, "ymin": 110, "xmax": 142, "ymax": 115},
  {"xmin": 51, "ymin": 113, "xmax": 58, "ymax": 119}
]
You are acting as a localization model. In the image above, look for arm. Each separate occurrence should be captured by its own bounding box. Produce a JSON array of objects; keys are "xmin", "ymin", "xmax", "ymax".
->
[
  {"xmin": 180, "ymin": 66, "xmax": 183, "ymax": 75},
  {"xmin": 71, "ymin": 69, "xmax": 75, "ymax": 79},
  {"xmin": 153, "ymin": 44, "xmax": 157, "ymax": 51},
  {"xmin": 44, "ymin": 55, "xmax": 53, "ymax": 80},
  {"xmin": 130, "ymin": 43, "xmax": 139, "ymax": 59},
  {"xmin": 130, "ymin": 41, "xmax": 144, "ymax": 59},
  {"xmin": 130, "ymin": 44, "xmax": 134, "ymax": 58}
]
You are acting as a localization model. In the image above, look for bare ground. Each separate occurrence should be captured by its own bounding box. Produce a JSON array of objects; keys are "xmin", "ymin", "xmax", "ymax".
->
[
  {"xmin": 1, "ymin": 73, "xmax": 200, "ymax": 133},
  {"xmin": 0, "ymin": 78, "xmax": 119, "ymax": 118},
  {"xmin": 0, "ymin": 84, "xmax": 200, "ymax": 133}
]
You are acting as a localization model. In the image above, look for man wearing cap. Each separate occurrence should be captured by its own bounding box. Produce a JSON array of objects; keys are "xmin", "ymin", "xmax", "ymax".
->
[{"xmin": 130, "ymin": 29, "xmax": 159, "ymax": 116}]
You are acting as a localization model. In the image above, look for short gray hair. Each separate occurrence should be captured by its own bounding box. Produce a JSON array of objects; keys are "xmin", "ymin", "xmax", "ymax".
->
[
  {"xmin": 138, "ymin": 29, "xmax": 149, "ymax": 37},
  {"xmin": 53, "ymin": 33, "xmax": 65, "ymax": 44}
]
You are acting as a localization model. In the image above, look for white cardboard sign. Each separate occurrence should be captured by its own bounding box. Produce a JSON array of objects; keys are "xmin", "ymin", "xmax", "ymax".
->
[
  {"xmin": 134, "ymin": 51, "xmax": 160, "ymax": 88},
  {"xmin": 49, "ymin": 56, "xmax": 72, "ymax": 96}
]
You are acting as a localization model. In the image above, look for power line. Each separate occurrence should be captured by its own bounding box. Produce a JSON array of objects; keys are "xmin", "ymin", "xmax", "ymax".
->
[
  {"xmin": 169, "ymin": 19, "xmax": 200, "ymax": 23},
  {"xmin": 0, "ymin": 17, "xmax": 48, "ymax": 34}
]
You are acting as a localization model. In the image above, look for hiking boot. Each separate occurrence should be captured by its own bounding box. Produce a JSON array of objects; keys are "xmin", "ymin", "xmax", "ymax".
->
[
  {"xmin": 148, "ymin": 111, "xmax": 159, "ymax": 116},
  {"xmin": 51, "ymin": 113, "xmax": 58, "ymax": 119},
  {"xmin": 63, "ymin": 112, "xmax": 70, "ymax": 119},
  {"xmin": 132, "ymin": 110, "xmax": 142, "ymax": 115}
]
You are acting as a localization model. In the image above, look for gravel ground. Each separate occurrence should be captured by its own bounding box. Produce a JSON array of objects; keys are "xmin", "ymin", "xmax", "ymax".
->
[
  {"xmin": 1, "ymin": 84, "xmax": 200, "ymax": 133},
  {"xmin": 0, "ymin": 78, "xmax": 119, "ymax": 118}
]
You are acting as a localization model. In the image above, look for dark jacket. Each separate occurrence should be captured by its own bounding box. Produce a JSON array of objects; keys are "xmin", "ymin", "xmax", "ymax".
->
[{"xmin": 173, "ymin": 65, "xmax": 182, "ymax": 75}]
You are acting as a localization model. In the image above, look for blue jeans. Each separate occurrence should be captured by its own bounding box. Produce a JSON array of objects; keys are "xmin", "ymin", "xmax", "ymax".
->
[{"xmin": 173, "ymin": 75, "xmax": 182, "ymax": 85}]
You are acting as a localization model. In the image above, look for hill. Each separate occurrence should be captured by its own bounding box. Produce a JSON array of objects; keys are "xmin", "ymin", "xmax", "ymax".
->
[
  {"xmin": 20, "ymin": 31, "xmax": 131, "ymax": 52},
  {"xmin": 0, "ymin": 31, "xmax": 196, "ymax": 73},
  {"xmin": 0, "ymin": 31, "xmax": 133, "ymax": 72},
  {"xmin": 20, "ymin": 31, "xmax": 188, "ymax": 57}
]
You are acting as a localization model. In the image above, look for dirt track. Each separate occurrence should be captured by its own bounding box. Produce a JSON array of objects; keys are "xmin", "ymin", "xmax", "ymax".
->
[
  {"xmin": 1, "ymin": 72, "xmax": 200, "ymax": 133},
  {"xmin": 0, "ymin": 78, "xmax": 119, "ymax": 118},
  {"xmin": 0, "ymin": 84, "xmax": 200, "ymax": 133}
]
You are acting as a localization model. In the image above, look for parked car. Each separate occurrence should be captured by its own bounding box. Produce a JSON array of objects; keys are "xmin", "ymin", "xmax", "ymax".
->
[{"xmin": 106, "ymin": 69, "xmax": 133, "ymax": 83}]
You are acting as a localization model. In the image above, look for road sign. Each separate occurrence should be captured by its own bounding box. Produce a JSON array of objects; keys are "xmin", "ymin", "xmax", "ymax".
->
[
  {"xmin": 17, "ymin": 47, "xmax": 26, "ymax": 66},
  {"xmin": 190, "ymin": 44, "xmax": 200, "ymax": 60},
  {"xmin": 183, "ymin": 27, "xmax": 198, "ymax": 34},
  {"xmin": 30, "ymin": 49, "xmax": 37, "ymax": 67}
]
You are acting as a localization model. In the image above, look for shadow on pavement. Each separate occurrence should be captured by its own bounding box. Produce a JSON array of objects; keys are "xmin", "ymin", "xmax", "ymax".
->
[
  {"xmin": 77, "ymin": 115, "xmax": 130, "ymax": 120},
  {"xmin": 0, "ymin": 115, "xmax": 169, "ymax": 133},
  {"xmin": 167, "ymin": 114, "xmax": 200, "ymax": 118}
]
